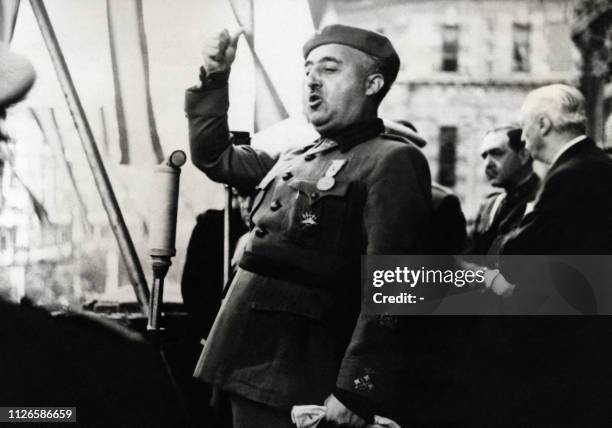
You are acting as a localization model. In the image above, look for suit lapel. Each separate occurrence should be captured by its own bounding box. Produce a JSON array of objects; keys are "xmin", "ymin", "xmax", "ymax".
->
[
  {"xmin": 533, "ymin": 138, "xmax": 595, "ymax": 207},
  {"xmin": 546, "ymin": 137, "xmax": 594, "ymax": 177}
]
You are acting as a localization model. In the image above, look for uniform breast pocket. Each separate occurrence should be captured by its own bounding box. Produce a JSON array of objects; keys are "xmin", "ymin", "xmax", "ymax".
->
[{"xmin": 284, "ymin": 178, "xmax": 350, "ymax": 251}]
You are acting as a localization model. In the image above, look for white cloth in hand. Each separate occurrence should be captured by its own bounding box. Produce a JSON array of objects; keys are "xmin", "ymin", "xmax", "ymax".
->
[{"xmin": 291, "ymin": 405, "xmax": 401, "ymax": 428}]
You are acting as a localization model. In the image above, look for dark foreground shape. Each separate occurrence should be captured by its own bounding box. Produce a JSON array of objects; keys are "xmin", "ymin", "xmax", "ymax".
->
[{"xmin": 0, "ymin": 298, "xmax": 186, "ymax": 427}]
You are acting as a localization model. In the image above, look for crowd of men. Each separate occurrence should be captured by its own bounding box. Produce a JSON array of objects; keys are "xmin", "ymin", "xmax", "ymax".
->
[{"xmin": 186, "ymin": 24, "xmax": 612, "ymax": 428}]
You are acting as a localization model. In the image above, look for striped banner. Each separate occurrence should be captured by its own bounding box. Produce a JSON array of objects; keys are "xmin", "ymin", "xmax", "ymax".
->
[
  {"xmin": 307, "ymin": 0, "xmax": 326, "ymax": 29},
  {"xmin": 0, "ymin": 0, "xmax": 20, "ymax": 42},
  {"xmin": 228, "ymin": 0, "xmax": 289, "ymax": 131},
  {"xmin": 106, "ymin": 0, "xmax": 163, "ymax": 164}
]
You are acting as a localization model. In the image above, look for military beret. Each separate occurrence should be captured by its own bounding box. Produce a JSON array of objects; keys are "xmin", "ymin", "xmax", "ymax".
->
[
  {"xmin": 0, "ymin": 43, "xmax": 36, "ymax": 109},
  {"xmin": 303, "ymin": 24, "xmax": 400, "ymax": 85}
]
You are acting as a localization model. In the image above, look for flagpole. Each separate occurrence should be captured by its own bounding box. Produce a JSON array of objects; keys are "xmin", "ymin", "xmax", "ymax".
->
[
  {"xmin": 29, "ymin": 0, "xmax": 150, "ymax": 316},
  {"xmin": 223, "ymin": 185, "xmax": 231, "ymax": 287},
  {"xmin": 227, "ymin": 0, "xmax": 289, "ymax": 131},
  {"xmin": 0, "ymin": 0, "xmax": 21, "ymax": 42}
]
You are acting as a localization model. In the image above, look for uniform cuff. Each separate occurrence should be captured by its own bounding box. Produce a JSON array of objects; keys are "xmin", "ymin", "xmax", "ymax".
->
[
  {"xmin": 333, "ymin": 388, "xmax": 375, "ymax": 424},
  {"xmin": 199, "ymin": 68, "xmax": 230, "ymax": 90},
  {"xmin": 184, "ymin": 82, "xmax": 229, "ymax": 117}
]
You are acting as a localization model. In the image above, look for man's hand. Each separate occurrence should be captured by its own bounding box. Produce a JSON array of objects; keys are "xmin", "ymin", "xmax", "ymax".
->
[
  {"xmin": 323, "ymin": 394, "xmax": 367, "ymax": 427},
  {"xmin": 484, "ymin": 269, "xmax": 516, "ymax": 297},
  {"xmin": 201, "ymin": 28, "xmax": 242, "ymax": 74}
]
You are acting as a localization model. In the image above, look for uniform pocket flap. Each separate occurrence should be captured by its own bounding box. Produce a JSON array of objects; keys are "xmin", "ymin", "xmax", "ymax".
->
[
  {"xmin": 287, "ymin": 179, "xmax": 349, "ymax": 199},
  {"xmin": 251, "ymin": 170, "xmax": 278, "ymax": 218},
  {"xmin": 249, "ymin": 285, "xmax": 331, "ymax": 321}
]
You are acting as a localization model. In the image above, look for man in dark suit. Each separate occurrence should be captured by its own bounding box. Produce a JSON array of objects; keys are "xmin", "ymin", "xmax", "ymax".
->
[
  {"xmin": 488, "ymin": 84, "xmax": 612, "ymax": 301},
  {"xmin": 475, "ymin": 84, "xmax": 612, "ymax": 426},
  {"xmin": 469, "ymin": 124, "xmax": 539, "ymax": 255},
  {"xmin": 500, "ymin": 84, "xmax": 612, "ymax": 255}
]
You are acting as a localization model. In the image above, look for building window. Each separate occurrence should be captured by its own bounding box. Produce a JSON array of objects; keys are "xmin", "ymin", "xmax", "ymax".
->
[
  {"xmin": 441, "ymin": 24, "xmax": 459, "ymax": 72},
  {"xmin": 513, "ymin": 23, "xmax": 531, "ymax": 72},
  {"xmin": 0, "ymin": 228, "xmax": 13, "ymax": 252},
  {"xmin": 437, "ymin": 126, "xmax": 457, "ymax": 187}
]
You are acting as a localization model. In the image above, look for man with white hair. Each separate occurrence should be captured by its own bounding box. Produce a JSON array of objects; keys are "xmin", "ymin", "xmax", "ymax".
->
[
  {"xmin": 490, "ymin": 84, "xmax": 612, "ymax": 297},
  {"xmin": 473, "ymin": 84, "xmax": 612, "ymax": 426},
  {"xmin": 500, "ymin": 83, "xmax": 612, "ymax": 254}
]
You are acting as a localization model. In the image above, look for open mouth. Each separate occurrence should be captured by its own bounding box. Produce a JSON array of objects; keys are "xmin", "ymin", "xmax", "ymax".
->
[{"xmin": 308, "ymin": 93, "xmax": 323, "ymax": 109}]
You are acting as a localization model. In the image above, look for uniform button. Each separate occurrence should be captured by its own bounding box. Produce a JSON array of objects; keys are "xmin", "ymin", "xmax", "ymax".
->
[
  {"xmin": 270, "ymin": 200, "xmax": 282, "ymax": 211},
  {"xmin": 310, "ymin": 192, "xmax": 319, "ymax": 200},
  {"xmin": 254, "ymin": 227, "xmax": 267, "ymax": 237},
  {"xmin": 282, "ymin": 172, "xmax": 293, "ymax": 181},
  {"xmin": 304, "ymin": 154, "xmax": 316, "ymax": 161}
]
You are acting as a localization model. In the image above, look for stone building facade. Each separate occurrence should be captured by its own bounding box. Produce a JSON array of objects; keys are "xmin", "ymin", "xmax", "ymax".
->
[{"xmin": 333, "ymin": 0, "xmax": 579, "ymax": 218}]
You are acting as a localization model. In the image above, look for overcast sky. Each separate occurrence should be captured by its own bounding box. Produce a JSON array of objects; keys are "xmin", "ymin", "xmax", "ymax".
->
[{"xmin": 11, "ymin": 0, "xmax": 314, "ymax": 142}]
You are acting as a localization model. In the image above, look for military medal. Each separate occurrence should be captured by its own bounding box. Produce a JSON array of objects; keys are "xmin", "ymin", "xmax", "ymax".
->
[
  {"xmin": 316, "ymin": 159, "xmax": 347, "ymax": 191},
  {"xmin": 316, "ymin": 176, "xmax": 335, "ymax": 191}
]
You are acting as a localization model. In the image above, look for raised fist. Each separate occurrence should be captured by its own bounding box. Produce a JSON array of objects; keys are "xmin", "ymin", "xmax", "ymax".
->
[{"xmin": 201, "ymin": 28, "xmax": 242, "ymax": 74}]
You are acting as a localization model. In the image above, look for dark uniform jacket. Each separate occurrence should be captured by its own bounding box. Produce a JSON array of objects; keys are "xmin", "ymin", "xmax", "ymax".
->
[
  {"xmin": 468, "ymin": 173, "xmax": 539, "ymax": 255},
  {"xmin": 186, "ymin": 81, "xmax": 434, "ymax": 418}
]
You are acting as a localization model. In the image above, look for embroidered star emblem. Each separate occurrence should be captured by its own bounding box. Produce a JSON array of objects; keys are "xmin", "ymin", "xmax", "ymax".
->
[
  {"xmin": 301, "ymin": 212, "xmax": 318, "ymax": 226},
  {"xmin": 353, "ymin": 373, "xmax": 374, "ymax": 392}
]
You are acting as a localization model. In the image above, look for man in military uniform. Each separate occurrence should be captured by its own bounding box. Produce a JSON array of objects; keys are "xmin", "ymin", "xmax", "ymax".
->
[
  {"xmin": 468, "ymin": 124, "xmax": 539, "ymax": 255},
  {"xmin": 186, "ymin": 25, "xmax": 433, "ymax": 427}
]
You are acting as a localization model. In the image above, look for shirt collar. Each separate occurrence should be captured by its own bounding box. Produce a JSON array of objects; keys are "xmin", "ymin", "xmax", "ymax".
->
[
  {"xmin": 320, "ymin": 118, "xmax": 385, "ymax": 153},
  {"xmin": 549, "ymin": 135, "xmax": 587, "ymax": 167}
]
